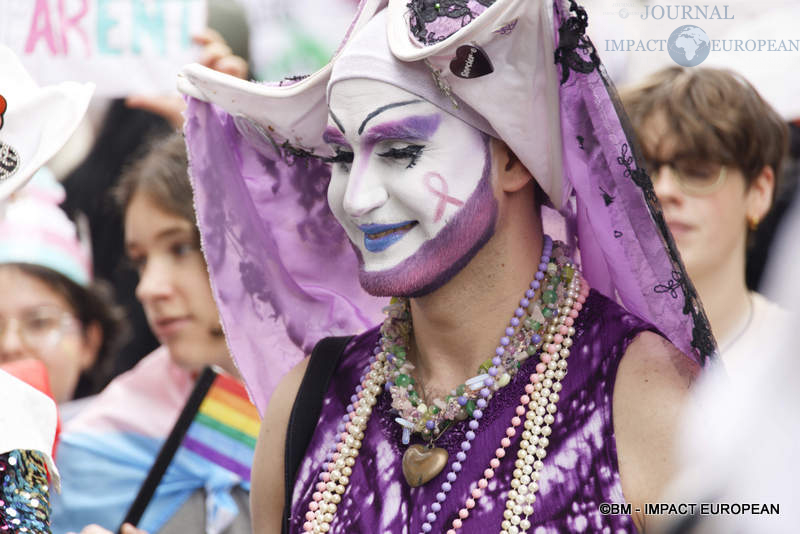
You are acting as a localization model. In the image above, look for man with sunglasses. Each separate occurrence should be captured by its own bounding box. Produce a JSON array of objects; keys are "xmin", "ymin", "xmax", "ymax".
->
[{"xmin": 621, "ymin": 66, "xmax": 789, "ymax": 368}]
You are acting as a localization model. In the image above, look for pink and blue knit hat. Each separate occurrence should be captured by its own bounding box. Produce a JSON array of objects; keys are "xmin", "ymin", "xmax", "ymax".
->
[{"xmin": 0, "ymin": 169, "xmax": 92, "ymax": 287}]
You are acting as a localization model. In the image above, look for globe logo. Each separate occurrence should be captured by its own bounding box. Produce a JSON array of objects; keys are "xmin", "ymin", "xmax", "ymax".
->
[{"xmin": 668, "ymin": 25, "xmax": 711, "ymax": 67}]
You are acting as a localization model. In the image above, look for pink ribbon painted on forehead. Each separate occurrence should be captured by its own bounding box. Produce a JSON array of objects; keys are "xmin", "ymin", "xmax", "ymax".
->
[{"xmin": 424, "ymin": 172, "xmax": 464, "ymax": 223}]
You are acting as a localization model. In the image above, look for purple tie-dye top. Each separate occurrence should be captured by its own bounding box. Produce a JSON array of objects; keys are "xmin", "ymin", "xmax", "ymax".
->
[{"xmin": 290, "ymin": 290, "xmax": 651, "ymax": 533}]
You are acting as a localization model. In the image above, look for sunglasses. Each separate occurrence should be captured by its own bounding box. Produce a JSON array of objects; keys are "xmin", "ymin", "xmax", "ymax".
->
[{"xmin": 645, "ymin": 157, "xmax": 727, "ymax": 196}]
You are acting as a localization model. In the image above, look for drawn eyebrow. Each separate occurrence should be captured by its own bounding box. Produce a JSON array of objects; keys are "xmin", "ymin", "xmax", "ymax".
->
[
  {"xmin": 358, "ymin": 99, "xmax": 423, "ymax": 135},
  {"xmin": 329, "ymin": 110, "xmax": 346, "ymax": 134}
]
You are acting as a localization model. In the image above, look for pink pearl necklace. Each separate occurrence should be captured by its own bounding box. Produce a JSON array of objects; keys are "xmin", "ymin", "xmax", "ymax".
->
[
  {"xmin": 302, "ymin": 353, "xmax": 388, "ymax": 533},
  {"xmin": 447, "ymin": 273, "xmax": 588, "ymax": 534},
  {"xmin": 302, "ymin": 258, "xmax": 589, "ymax": 534}
]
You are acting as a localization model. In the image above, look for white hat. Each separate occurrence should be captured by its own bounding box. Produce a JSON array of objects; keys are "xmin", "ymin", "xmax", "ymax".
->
[
  {"xmin": 0, "ymin": 368, "xmax": 60, "ymax": 487},
  {"xmin": 0, "ymin": 45, "xmax": 94, "ymax": 200}
]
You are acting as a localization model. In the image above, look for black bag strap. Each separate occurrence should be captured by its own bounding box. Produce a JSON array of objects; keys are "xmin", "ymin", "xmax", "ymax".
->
[{"xmin": 282, "ymin": 335, "xmax": 353, "ymax": 534}]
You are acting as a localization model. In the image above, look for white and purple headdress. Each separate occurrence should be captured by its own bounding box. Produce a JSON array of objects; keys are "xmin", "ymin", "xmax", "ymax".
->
[{"xmin": 179, "ymin": 0, "xmax": 716, "ymax": 414}]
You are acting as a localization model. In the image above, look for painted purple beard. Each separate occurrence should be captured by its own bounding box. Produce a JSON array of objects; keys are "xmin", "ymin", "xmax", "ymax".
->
[{"xmin": 355, "ymin": 135, "xmax": 497, "ymax": 297}]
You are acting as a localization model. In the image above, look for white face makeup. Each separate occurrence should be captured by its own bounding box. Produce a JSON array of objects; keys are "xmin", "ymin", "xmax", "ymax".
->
[{"xmin": 326, "ymin": 79, "xmax": 497, "ymax": 297}]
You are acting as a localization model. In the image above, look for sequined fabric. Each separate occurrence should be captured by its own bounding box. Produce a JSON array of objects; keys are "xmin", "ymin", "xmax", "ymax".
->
[
  {"xmin": 289, "ymin": 290, "xmax": 652, "ymax": 533},
  {"xmin": 0, "ymin": 450, "xmax": 51, "ymax": 533}
]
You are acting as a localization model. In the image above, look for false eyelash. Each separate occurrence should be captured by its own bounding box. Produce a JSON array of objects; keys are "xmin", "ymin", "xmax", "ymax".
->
[
  {"xmin": 377, "ymin": 145, "xmax": 424, "ymax": 169},
  {"xmin": 324, "ymin": 148, "xmax": 354, "ymax": 165}
]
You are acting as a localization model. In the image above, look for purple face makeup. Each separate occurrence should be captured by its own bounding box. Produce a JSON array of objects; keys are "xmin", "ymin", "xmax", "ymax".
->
[
  {"xmin": 332, "ymin": 113, "xmax": 445, "ymax": 222},
  {"xmin": 355, "ymin": 134, "xmax": 496, "ymax": 297},
  {"xmin": 362, "ymin": 114, "xmax": 442, "ymax": 146},
  {"xmin": 322, "ymin": 127, "xmax": 350, "ymax": 147},
  {"xmin": 327, "ymin": 79, "xmax": 497, "ymax": 297}
]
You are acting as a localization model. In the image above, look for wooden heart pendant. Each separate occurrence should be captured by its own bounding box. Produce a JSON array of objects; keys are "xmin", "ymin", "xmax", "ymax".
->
[{"xmin": 402, "ymin": 444, "xmax": 448, "ymax": 487}]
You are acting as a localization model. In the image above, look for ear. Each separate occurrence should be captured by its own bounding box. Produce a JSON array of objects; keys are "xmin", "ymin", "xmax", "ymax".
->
[
  {"xmin": 79, "ymin": 321, "xmax": 103, "ymax": 371},
  {"xmin": 745, "ymin": 165, "xmax": 775, "ymax": 223},
  {"xmin": 492, "ymin": 138, "xmax": 532, "ymax": 193}
]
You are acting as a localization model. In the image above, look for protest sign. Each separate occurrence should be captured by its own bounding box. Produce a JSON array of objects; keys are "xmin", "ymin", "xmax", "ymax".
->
[{"xmin": 0, "ymin": 0, "xmax": 205, "ymax": 97}]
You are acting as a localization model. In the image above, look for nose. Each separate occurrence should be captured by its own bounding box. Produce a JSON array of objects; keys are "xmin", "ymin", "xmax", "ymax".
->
[
  {"xmin": 341, "ymin": 166, "xmax": 389, "ymax": 218},
  {"xmin": 651, "ymin": 165, "xmax": 683, "ymax": 204},
  {"xmin": 135, "ymin": 258, "xmax": 173, "ymax": 304},
  {"xmin": 0, "ymin": 319, "xmax": 27, "ymax": 362}
]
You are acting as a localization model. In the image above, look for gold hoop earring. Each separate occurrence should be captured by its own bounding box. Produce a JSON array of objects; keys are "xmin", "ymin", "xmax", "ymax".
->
[{"xmin": 747, "ymin": 215, "xmax": 760, "ymax": 231}]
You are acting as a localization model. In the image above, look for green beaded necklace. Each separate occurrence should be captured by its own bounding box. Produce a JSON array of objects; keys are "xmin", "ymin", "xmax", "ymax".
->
[{"xmin": 383, "ymin": 241, "xmax": 574, "ymax": 443}]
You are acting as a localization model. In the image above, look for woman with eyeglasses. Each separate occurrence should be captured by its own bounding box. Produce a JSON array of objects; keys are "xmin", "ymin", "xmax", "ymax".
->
[
  {"xmin": 621, "ymin": 66, "xmax": 790, "ymax": 368},
  {"xmin": 0, "ymin": 170, "xmax": 125, "ymax": 404}
]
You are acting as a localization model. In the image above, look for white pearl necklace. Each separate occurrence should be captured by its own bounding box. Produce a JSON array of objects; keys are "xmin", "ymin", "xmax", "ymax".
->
[
  {"xmin": 500, "ymin": 273, "xmax": 585, "ymax": 534},
  {"xmin": 444, "ymin": 271, "xmax": 587, "ymax": 534},
  {"xmin": 302, "ymin": 356, "xmax": 388, "ymax": 533},
  {"xmin": 302, "ymin": 267, "xmax": 588, "ymax": 534}
]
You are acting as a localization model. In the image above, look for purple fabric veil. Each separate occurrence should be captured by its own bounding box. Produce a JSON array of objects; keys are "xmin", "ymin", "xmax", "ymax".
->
[
  {"xmin": 181, "ymin": 1, "xmax": 391, "ymax": 415},
  {"xmin": 180, "ymin": 0, "xmax": 715, "ymax": 414},
  {"xmin": 554, "ymin": 0, "xmax": 716, "ymax": 362},
  {"xmin": 184, "ymin": 99, "xmax": 386, "ymax": 415}
]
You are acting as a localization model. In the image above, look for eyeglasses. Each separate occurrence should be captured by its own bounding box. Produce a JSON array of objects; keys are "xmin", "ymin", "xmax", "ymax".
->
[
  {"xmin": 0, "ymin": 306, "xmax": 81, "ymax": 351},
  {"xmin": 645, "ymin": 157, "xmax": 728, "ymax": 196}
]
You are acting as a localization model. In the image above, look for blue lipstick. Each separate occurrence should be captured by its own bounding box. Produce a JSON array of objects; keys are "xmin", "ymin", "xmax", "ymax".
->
[{"xmin": 359, "ymin": 221, "xmax": 417, "ymax": 253}]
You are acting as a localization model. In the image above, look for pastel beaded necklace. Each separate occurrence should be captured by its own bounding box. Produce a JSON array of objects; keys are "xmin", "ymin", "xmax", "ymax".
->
[
  {"xmin": 448, "ymin": 266, "xmax": 587, "ymax": 534},
  {"xmin": 301, "ymin": 238, "xmax": 588, "ymax": 534},
  {"xmin": 386, "ymin": 235, "xmax": 559, "ymax": 445}
]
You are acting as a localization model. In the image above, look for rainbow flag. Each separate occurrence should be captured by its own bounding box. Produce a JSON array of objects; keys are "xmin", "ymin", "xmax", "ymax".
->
[
  {"xmin": 182, "ymin": 371, "xmax": 260, "ymax": 481},
  {"xmin": 117, "ymin": 364, "xmax": 260, "ymax": 531},
  {"xmin": 51, "ymin": 350, "xmax": 252, "ymax": 534}
]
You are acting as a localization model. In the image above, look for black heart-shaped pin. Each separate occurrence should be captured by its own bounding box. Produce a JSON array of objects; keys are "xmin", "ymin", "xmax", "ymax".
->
[{"xmin": 450, "ymin": 45, "xmax": 493, "ymax": 79}]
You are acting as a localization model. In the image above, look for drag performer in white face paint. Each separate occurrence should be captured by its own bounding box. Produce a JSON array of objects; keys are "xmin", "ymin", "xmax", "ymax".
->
[
  {"xmin": 179, "ymin": 1, "xmax": 716, "ymax": 532},
  {"xmin": 325, "ymin": 81, "xmax": 498, "ymax": 296}
]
